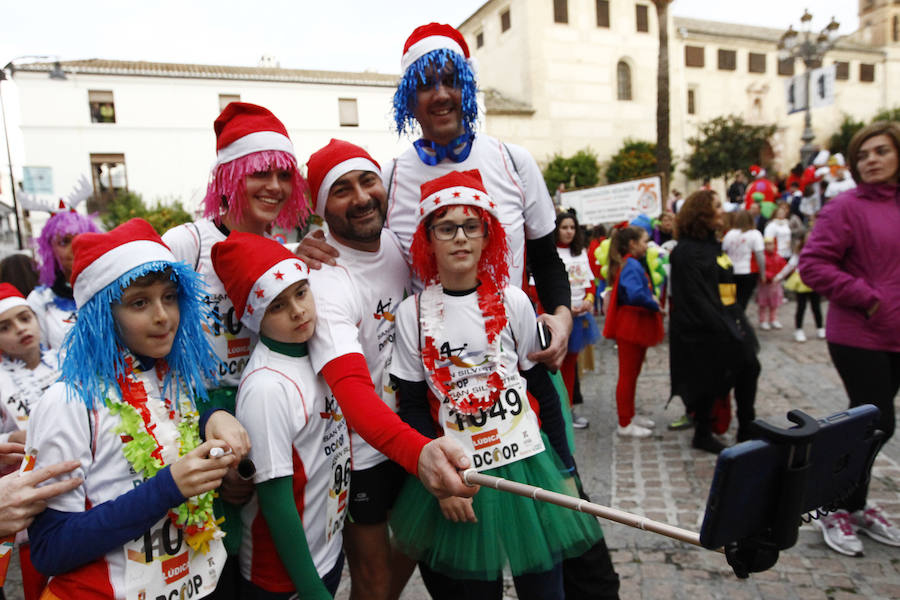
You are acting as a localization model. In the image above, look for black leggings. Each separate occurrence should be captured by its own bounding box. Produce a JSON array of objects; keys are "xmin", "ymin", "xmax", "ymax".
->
[
  {"xmin": 795, "ymin": 292, "xmax": 822, "ymax": 329},
  {"xmin": 734, "ymin": 274, "xmax": 758, "ymax": 311},
  {"xmin": 828, "ymin": 342, "xmax": 900, "ymax": 512}
]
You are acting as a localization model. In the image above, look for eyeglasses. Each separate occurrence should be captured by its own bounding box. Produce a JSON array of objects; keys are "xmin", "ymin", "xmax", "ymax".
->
[{"xmin": 429, "ymin": 219, "xmax": 486, "ymax": 241}]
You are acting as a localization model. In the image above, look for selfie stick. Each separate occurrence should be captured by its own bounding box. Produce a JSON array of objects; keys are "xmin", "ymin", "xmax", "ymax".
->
[{"xmin": 462, "ymin": 468, "xmax": 720, "ymax": 552}]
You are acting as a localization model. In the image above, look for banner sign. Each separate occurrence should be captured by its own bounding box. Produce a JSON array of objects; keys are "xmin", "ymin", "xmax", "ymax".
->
[
  {"xmin": 559, "ymin": 176, "xmax": 662, "ymax": 225},
  {"xmin": 22, "ymin": 167, "xmax": 53, "ymax": 194}
]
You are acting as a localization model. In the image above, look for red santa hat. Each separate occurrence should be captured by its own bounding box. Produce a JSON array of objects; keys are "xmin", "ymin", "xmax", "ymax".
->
[
  {"xmin": 0, "ymin": 283, "xmax": 28, "ymax": 316},
  {"xmin": 417, "ymin": 169, "xmax": 497, "ymax": 226},
  {"xmin": 401, "ymin": 22, "xmax": 471, "ymax": 73},
  {"xmin": 306, "ymin": 139, "xmax": 381, "ymax": 217},
  {"xmin": 211, "ymin": 232, "xmax": 309, "ymax": 333},
  {"xmin": 749, "ymin": 165, "xmax": 766, "ymax": 178},
  {"xmin": 214, "ymin": 102, "xmax": 295, "ymax": 167},
  {"xmin": 70, "ymin": 218, "xmax": 176, "ymax": 308}
]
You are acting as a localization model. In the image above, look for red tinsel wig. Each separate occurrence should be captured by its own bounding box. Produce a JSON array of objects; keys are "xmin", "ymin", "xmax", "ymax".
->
[
  {"xmin": 410, "ymin": 204, "xmax": 510, "ymax": 290},
  {"xmin": 202, "ymin": 150, "xmax": 311, "ymax": 230}
]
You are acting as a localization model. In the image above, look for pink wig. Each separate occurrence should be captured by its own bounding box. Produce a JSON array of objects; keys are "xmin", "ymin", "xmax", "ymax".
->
[
  {"xmin": 35, "ymin": 211, "xmax": 101, "ymax": 286},
  {"xmin": 202, "ymin": 150, "xmax": 311, "ymax": 230},
  {"xmin": 410, "ymin": 205, "xmax": 510, "ymax": 290}
]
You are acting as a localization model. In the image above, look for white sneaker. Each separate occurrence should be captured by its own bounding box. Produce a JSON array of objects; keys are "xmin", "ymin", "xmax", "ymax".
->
[
  {"xmin": 771, "ymin": 320, "xmax": 783, "ymax": 329},
  {"xmin": 817, "ymin": 510, "xmax": 864, "ymax": 556},
  {"xmin": 817, "ymin": 328, "xmax": 826, "ymax": 339},
  {"xmin": 760, "ymin": 322, "xmax": 771, "ymax": 331},
  {"xmin": 852, "ymin": 505, "xmax": 900, "ymax": 547},
  {"xmin": 633, "ymin": 415, "xmax": 656, "ymax": 428},
  {"xmin": 617, "ymin": 422, "xmax": 652, "ymax": 438},
  {"xmin": 572, "ymin": 415, "xmax": 589, "ymax": 429},
  {"xmin": 794, "ymin": 329, "xmax": 807, "ymax": 343}
]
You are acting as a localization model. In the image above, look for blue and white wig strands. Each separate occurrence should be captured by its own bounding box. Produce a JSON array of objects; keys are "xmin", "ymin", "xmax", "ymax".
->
[
  {"xmin": 393, "ymin": 48, "xmax": 479, "ymax": 138},
  {"xmin": 60, "ymin": 260, "xmax": 220, "ymax": 409}
]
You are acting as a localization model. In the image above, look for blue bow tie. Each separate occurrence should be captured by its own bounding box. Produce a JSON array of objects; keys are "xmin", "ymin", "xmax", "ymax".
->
[{"xmin": 413, "ymin": 133, "xmax": 475, "ymax": 166}]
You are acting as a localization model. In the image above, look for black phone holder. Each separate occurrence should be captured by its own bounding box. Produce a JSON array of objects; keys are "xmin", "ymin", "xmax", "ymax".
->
[{"xmin": 723, "ymin": 409, "xmax": 883, "ymax": 578}]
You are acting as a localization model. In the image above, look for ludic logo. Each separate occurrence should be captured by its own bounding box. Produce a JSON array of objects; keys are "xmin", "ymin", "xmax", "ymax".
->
[
  {"xmin": 161, "ymin": 551, "xmax": 189, "ymax": 584},
  {"xmin": 472, "ymin": 429, "xmax": 500, "ymax": 450}
]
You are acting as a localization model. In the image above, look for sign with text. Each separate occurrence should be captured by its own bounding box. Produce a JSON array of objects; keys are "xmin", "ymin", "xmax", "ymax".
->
[
  {"xmin": 559, "ymin": 176, "xmax": 662, "ymax": 225},
  {"xmin": 22, "ymin": 167, "xmax": 53, "ymax": 195},
  {"xmin": 810, "ymin": 64, "xmax": 836, "ymax": 109}
]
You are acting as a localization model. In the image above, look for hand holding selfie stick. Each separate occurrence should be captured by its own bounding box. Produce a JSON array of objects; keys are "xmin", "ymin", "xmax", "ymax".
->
[{"xmin": 462, "ymin": 468, "xmax": 719, "ymax": 552}]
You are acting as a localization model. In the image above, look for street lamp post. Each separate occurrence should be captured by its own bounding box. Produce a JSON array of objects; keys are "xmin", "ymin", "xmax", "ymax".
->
[
  {"xmin": 0, "ymin": 57, "xmax": 67, "ymax": 250},
  {"xmin": 778, "ymin": 11, "xmax": 841, "ymax": 166}
]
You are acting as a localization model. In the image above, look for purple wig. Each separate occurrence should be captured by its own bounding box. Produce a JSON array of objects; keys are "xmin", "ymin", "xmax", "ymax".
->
[
  {"xmin": 202, "ymin": 150, "xmax": 311, "ymax": 230},
  {"xmin": 36, "ymin": 211, "xmax": 101, "ymax": 286}
]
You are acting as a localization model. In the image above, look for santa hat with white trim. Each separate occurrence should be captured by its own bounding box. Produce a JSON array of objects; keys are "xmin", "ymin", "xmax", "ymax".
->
[
  {"xmin": 70, "ymin": 218, "xmax": 176, "ymax": 308},
  {"xmin": 749, "ymin": 164, "xmax": 766, "ymax": 178},
  {"xmin": 401, "ymin": 22, "xmax": 472, "ymax": 74},
  {"xmin": 214, "ymin": 102, "xmax": 295, "ymax": 167},
  {"xmin": 306, "ymin": 139, "xmax": 381, "ymax": 217},
  {"xmin": 211, "ymin": 232, "xmax": 309, "ymax": 333},
  {"xmin": 0, "ymin": 283, "xmax": 28, "ymax": 316},
  {"xmin": 417, "ymin": 169, "xmax": 497, "ymax": 226}
]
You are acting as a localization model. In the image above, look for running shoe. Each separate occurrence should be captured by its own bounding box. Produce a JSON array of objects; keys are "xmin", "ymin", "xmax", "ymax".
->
[
  {"xmin": 617, "ymin": 422, "xmax": 652, "ymax": 438},
  {"xmin": 771, "ymin": 320, "xmax": 783, "ymax": 329},
  {"xmin": 760, "ymin": 322, "xmax": 771, "ymax": 331},
  {"xmin": 572, "ymin": 415, "xmax": 589, "ymax": 429},
  {"xmin": 852, "ymin": 505, "xmax": 900, "ymax": 547},
  {"xmin": 668, "ymin": 414, "xmax": 694, "ymax": 430},
  {"xmin": 816, "ymin": 510, "xmax": 864, "ymax": 556},
  {"xmin": 794, "ymin": 329, "xmax": 807, "ymax": 343},
  {"xmin": 817, "ymin": 328, "xmax": 826, "ymax": 339},
  {"xmin": 633, "ymin": 415, "xmax": 656, "ymax": 428}
]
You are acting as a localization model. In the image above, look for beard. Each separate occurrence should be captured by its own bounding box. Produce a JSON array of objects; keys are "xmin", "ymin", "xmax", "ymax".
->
[{"xmin": 326, "ymin": 199, "xmax": 385, "ymax": 244}]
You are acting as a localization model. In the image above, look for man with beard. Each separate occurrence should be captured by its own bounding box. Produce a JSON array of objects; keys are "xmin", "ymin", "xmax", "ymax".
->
[{"xmin": 304, "ymin": 139, "xmax": 416, "ymax": 600}]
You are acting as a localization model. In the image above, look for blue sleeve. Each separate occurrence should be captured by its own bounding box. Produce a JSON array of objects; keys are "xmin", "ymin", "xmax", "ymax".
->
[
  {"xmin": 28, "ymin": 465, "xmax": 186, "ymax": 575},
  {"xmin": 521, "ymin": 365, "xmax": 575, "ymax": 472},
  {"xmin": 618, "ymin": 260, "xmax": 660, "ymax": 311}
]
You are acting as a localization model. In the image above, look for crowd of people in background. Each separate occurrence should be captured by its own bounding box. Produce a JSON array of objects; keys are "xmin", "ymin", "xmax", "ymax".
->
[{"xmin": 0, "ymin": 19, "xmax": 898, "ymax": 600}]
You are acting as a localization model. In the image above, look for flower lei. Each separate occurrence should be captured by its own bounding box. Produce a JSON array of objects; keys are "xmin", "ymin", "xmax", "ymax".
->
[
  {"xmin": 107, "ymin": 355, "xmax": 222, "ymax": 554},
  {"xmin": 0, "ymin": 350, "xmax": 54, "ymax": 419},
  {"xmin": 420, "ymin": 279, "xmax": 508, "ymax": 415}
]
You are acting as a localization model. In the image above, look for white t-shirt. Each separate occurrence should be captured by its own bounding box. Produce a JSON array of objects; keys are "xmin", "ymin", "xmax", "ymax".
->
[
  {"xmin": 0, "ymin": 349, "xmax": 58, "ymax": 446},
  {"xmin": 237, "ymin": 341, "xmax": 348, "ymax": 588},
  {"xmin": 308, "ymin": 229, "xmax": 412, "ymax": 471},
  {"xmin": 383, "ymin": 134, "xmax": 557, "ymax": 291},
  {"xmin": 722, "ymin": 228, "xmax": 764, "ymax": 275},
  {"xmin": 163, "ymin": 220, "xmax": 256, "ymax": 386},
  {"xmin": 27, "ymin": 365, "xmax": 224, "ymax": 600},
  {"xmin": 763, "ymin": 219, "xmax": 793, "ymax": 259},
  {"xmin": 556, "ymin": 246, "xmax": 593, "ymax": 306},
  {"xmin": 26, "ymin": 286, "xmax": 76, "ymax": 353},
  {"xmin": 391, "ymin": 286, "xmax": 544, "ymax": 470}
]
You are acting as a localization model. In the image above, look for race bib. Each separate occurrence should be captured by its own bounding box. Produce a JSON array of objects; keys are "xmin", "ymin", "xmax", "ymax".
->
[
  {"xmin": 324, "ymin": 421, "xmax": 350, "ymax": 544},
  {"xmin": 124, "ymin": 516, "xmax": 225, "ymax": 600},
  {"xmin": 442, "ymin": 375, "xmax": 544, "ymax": 472}
]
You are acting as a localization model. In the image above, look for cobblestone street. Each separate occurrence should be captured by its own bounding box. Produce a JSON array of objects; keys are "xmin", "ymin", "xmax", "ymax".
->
[{"xmin": 5, "ymin": 301, "xmax": 898, "ymax": 600}]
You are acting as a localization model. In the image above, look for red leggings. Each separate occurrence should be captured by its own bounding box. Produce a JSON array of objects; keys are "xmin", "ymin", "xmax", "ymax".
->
[{"xmin": 616, "ymin": 340, "xmax": 648, "ymax": 427}]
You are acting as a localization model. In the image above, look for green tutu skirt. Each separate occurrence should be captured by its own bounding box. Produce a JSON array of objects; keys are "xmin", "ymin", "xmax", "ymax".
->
[{"xmin": 390, "ymin": 434, "xmax": 603, "ymax": 581}]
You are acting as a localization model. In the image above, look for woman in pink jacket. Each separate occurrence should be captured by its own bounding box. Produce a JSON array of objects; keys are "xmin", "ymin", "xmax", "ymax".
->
[{"xmin": 799, "ymin": 121, "xmax": 900, "ymax": 557}]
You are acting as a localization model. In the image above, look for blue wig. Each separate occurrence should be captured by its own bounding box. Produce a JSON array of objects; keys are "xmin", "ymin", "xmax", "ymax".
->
[
  {"xmin": 392, "ymin": 48, "xmax": 479, "ymax": 138},
  {"xmin": 60, "ymin": 260, "xmax": 220, "ymax": 409}
]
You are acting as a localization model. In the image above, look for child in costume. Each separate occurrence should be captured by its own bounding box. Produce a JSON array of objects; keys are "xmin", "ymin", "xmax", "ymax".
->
[
  {"xmin": 389, "ymin": 170, "xmax": 601, "ymax": 600},
  {"xmin": 756, "ymin": 237, "xmax": 787, "ymax": 331},
  {"xmin": 211, "ymin": 232, "xmax": 349, "ymax": 599},
  {"xmin": 602, "ymin": 226, "xmax": 664, "ymax": 438},
  {"xmin": 0, "ymin": 283, "xmax": 60, "ymax": 600},
  {"xmin": 25, "ymin": 218, "xmax": 246, "ymax": 600},
  {"xmin": 554, "ymin": 210, "xmax": 598, "ymax": 430},
  {"xmin": 775, "ymin": 232, "xmax": 824, "ymax": 343},
  {"xmin": 27, "ymin": 209, "xmax": 101, "ymax": 351}
]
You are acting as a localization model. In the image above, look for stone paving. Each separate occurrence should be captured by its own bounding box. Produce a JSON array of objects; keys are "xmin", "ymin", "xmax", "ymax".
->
[{"xmin": 4, "ymin": 299, "xmax": 898, "ymax": 599}]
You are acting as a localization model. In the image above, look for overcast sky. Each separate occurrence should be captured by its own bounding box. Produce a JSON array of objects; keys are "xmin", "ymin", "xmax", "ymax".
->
[{"xmin": 0, "ymin": 1, "xmax": 861, "ymax": 74}]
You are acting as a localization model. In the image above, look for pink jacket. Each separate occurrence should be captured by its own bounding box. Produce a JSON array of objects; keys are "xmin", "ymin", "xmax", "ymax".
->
[{"xmin": 799, "ymin": 182, "xmax": 900, "ymax": 352}]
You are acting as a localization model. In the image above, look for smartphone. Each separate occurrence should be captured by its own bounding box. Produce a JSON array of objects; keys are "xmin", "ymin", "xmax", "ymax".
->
[
  {"xmin": 537, "ymin": 321, "xmax": 552, "ymax": 350},
  {"xmin": 699, "ymin": 405, "xmax": 882, "ymax": 550}
]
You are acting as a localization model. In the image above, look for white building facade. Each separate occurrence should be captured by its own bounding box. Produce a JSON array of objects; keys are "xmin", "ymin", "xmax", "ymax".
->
[
  {"xmin": 0, "ymin": 59, "xmax": 405, "ymax": 227},
  {"xmin": 458, "ymin": 0, "xmax": 900, "ymax": 190}
]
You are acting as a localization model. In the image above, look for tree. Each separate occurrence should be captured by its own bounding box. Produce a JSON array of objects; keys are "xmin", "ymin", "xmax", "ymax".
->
[
  {"xmin": 605, "ymin": 139, "xmax": 674, "ymax": 184},
  {"xmin": 827, "ymin": 115, "xmax": 865, "ymax": 157},
  {"xmin": 542, "ymin": 149, "xmax": 600, "ymax": 193},
  {"xmin": 873, "ymin": 106, "xmax": 900, "ymax": 123},
  {"xmin": 102, "ymin": 190, "xmax": 192, "ymax": 234},
  {"xmin": 652, "ymin": 0, "xmax": 673, "ymax": 201},
  {"xmin": 684, "ymin": 115, "xmax": 776, "ymax": 183}
]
